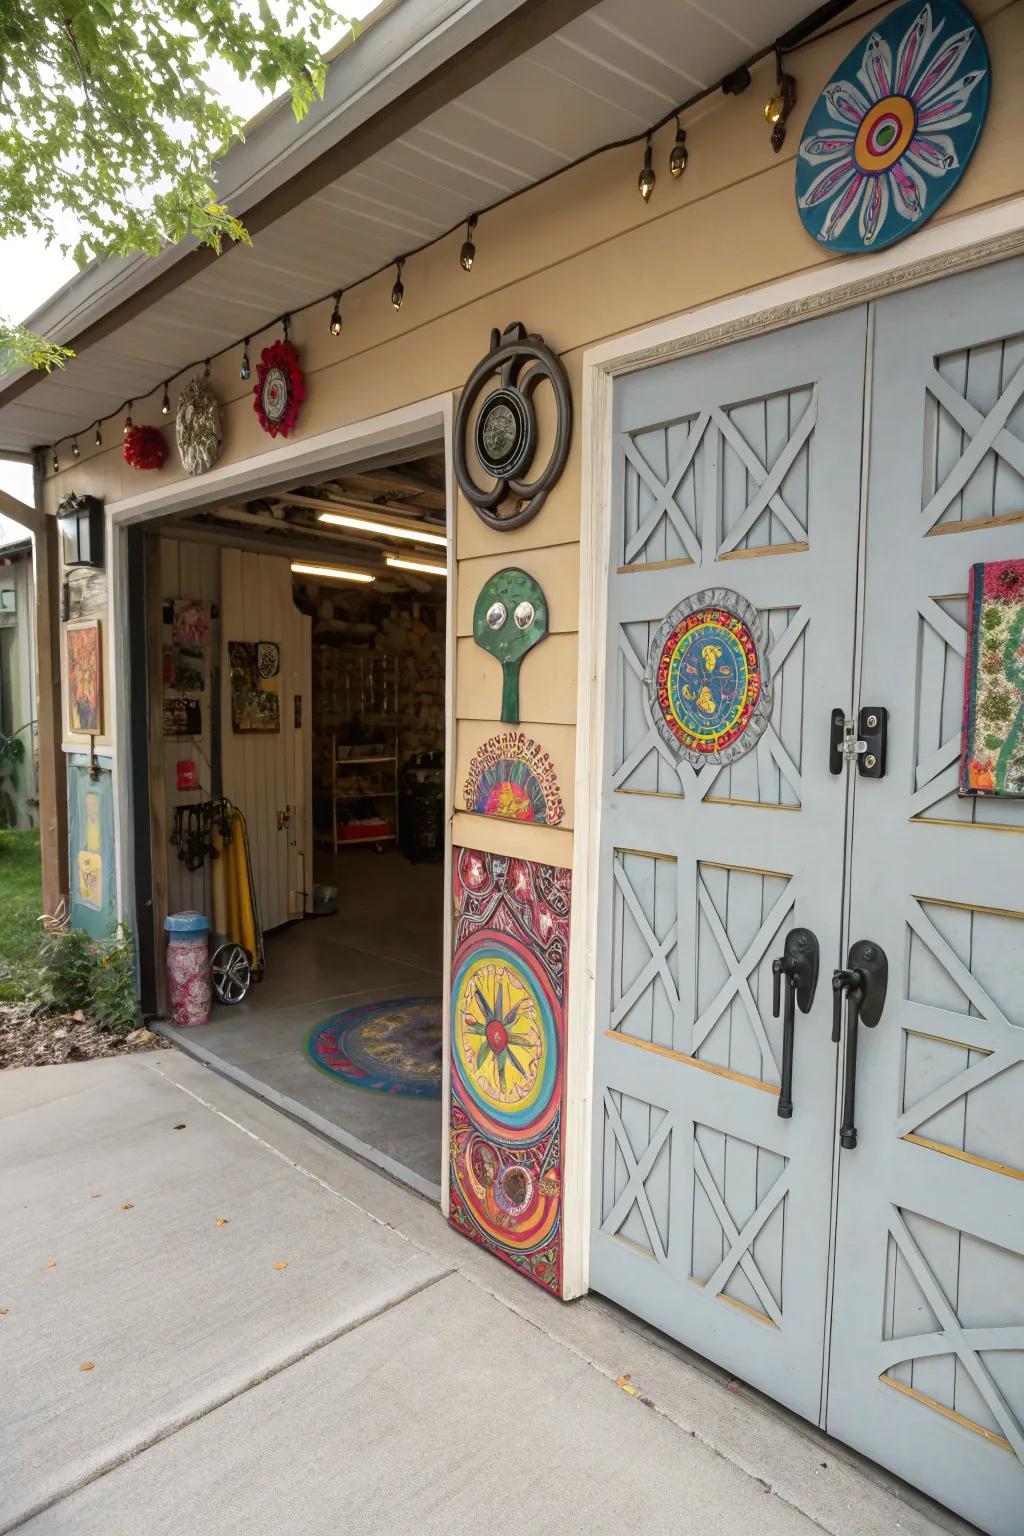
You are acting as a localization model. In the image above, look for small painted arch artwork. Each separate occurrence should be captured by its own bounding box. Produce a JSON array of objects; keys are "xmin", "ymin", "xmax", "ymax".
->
[
  {"xmin": 462, "ymin": 732, "xmax": 564, "ymax": 826},
  {"xmin": 796, "ymin": 0, "xmax": 989, "ymax": 254}
]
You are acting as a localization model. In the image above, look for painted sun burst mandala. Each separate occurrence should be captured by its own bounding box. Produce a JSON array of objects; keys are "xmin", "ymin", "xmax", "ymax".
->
[{"xmin": 796, "ymin": 0, "xmax": 989, "ymax": 253}]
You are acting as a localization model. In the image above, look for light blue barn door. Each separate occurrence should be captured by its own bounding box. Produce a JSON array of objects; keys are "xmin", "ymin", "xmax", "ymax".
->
[
  {"xmin": 827, "ymin": 256, "xmax": 1024, "ymax": 1536},
  {"xmin": 590, "ymin": 307, "xmax": 869, "ymax": 1423}
]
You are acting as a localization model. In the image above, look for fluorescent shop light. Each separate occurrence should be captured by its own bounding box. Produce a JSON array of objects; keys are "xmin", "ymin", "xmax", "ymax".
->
[
  {"xmin": 317, "ymin": 510, "xmax": 447, "ymax": 547},
  {"xmin": 385, "ymin": 554, "xmax": 448, "ymax": 577},
  {"xmin": 290, "ymin": 562, "xmax": 374, "ymax": 584}
]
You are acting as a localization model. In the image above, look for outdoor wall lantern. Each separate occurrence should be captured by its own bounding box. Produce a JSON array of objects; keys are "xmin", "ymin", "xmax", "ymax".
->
[{"xmin": 57, "ymin": 492, "xmax": 105, "ymax": 570}]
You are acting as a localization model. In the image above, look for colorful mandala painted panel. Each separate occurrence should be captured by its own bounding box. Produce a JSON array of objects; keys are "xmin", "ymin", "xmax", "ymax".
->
[
  {"xmin": 449, "ymin": 848, "xmax": 570, "ymax": 1295},
  {"xmin": 645, "ymin": 589, "xmax": 772, "ymax": 767},
  {"xmin": 796, "ymin": 0, "xmax": 989, "ymax": 253}
]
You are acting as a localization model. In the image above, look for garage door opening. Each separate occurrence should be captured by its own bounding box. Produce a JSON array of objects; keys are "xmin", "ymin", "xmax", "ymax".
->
[{"xmin": 146, "ymin": 447, "xmax": 448, "ymax": 1199}]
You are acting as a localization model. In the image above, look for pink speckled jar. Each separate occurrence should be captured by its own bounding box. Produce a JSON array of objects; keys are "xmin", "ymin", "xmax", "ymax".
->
[{"xmin": 164, "ymin": 911, "xmax": 211, "ymax": 1027}]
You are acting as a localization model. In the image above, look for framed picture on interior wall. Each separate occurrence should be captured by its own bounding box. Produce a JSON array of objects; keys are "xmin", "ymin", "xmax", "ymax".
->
[{"xmin": 66, "ymin": 619, "xmax": 102, "ymax": 735}]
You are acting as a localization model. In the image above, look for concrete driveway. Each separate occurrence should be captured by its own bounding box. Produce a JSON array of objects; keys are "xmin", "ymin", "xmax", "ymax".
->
[{"xmin": 0, "ymin": 1051, "xmax": 975, "ymax": 1535}]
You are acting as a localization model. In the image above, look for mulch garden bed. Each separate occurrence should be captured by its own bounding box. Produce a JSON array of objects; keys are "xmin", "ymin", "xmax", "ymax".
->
[{"xmin": 0, "ymin": 1002, "xmax": 171, "ymax": 1071}]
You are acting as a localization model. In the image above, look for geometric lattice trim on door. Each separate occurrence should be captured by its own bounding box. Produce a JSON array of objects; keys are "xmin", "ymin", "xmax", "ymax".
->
[
  {"xmin": 695, "ymin": 862, "xmax": 793, "ymax": 1085},
  {"xmin": 879, "ymin": 1207, "xmax": 1024, "ymax": 1465},
  {"xmin": 610, "ymin": 850, "xmax": 679, "ymax": 1045},
  {"xmin": 620, "ymin": 386, "xmax": 816, "ymax": 570},
  {"xmin": 901, "ymin": 897, "xmax": 1024, "ymax": 1179},
  {"xmin": 920, "ymin": 340, "xmax": 1024, "ymax": 538},
  {"xmin": 690, "ymin": 1124, "xmax": 788, "ymax": 1327},
  {"xmin": 599, "ymin": 1088, "xmax": 672, "ymax": 1263}
]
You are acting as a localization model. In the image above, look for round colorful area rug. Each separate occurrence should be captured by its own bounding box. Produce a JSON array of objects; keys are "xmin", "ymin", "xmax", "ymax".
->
[{"xmin": 306, "ymin": 996, "xmax": 442, "ymax": 1099}]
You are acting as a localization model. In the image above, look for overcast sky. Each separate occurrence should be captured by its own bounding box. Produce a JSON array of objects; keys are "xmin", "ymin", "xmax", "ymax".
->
[{"xmin": 0, "ymin": 3, "xmax": 379, "ymax": 515}]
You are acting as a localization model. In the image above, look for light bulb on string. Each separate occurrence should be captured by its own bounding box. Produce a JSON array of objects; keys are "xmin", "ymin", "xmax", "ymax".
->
[
  {"xmin": 281, "ymin": 314, "xmax": 291, "ymax": 342},
  {"xmin": 51, "ymin": 447, "xmax": 59, "ymax": 474},
  {"xmin": 161, "ymin": 383, "xmax": 170, "ymax": 415},
  {"xmin": 329, "ymin": 291, "xmax": 343, "ymax": 336},
  {"xmin": 764, "ymin": 48, "xmax": 797, "ymax": 152},
  {"xmin": 240, "ymin": 339, "xmax": 251, "ymax": 381},
  {"xmin": 71, "ymin": 436, "xmax": 80, "ymax": 459},
  {"xmin": 638, "ymin": 132, "xmax": 655, "ymax": 203},
  {"xmin": 124, "ymin": 403, "xmax": 134, "ymax": 438},
  {"xmin": 391, "ymin": 260, "xmax": 405, "ymax": 311},
  {"xmin": 669, "ymin": 118, "xmax": 688, "ymax": 177},
  {"xmin": 459, "ymin": 214, "xmax": 477, "ymax": 272},
  {"xmin": 94, "ymin": 422, "xmax": 102, "ymax": 448}
]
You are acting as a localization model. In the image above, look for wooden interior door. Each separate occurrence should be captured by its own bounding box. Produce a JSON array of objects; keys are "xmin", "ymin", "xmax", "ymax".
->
[
  {"xmin": 220, "ymin": 547, "xmax": 310, "ymax": 932},
  {"xmin": 590, "ymin": 308, "xmax": 868, "ymax": 1422},
  {"xmin": 827, "ymin": 257, "xmax": 1024, "ymax": 1536}
]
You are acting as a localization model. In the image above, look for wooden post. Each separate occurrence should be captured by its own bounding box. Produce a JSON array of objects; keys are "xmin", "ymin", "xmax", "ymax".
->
[{"xmin": 0, "ymin": 488, "xmax": 68, "ymax": 915}]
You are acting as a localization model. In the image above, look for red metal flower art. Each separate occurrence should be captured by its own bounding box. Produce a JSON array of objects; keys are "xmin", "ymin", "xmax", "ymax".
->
[
  {"xmin": 123, "ymin": 424, "xmax": 168, "ymax": 470},
  {"xmin": 253, "ymin": 339, "xmax": 305, "ymax": 438}
]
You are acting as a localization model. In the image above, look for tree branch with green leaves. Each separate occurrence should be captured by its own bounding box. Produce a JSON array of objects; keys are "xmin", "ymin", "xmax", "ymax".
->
[{"xmin": 0, "ymin": 0, "xmax": 361, "ymax": 372}]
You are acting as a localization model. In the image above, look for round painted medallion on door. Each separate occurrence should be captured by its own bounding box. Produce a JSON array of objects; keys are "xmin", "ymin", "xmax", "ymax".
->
[
  {"xmin": 796, "ymin": 0, "xmax": 989, "ymax": 253},
  {"xmin": 451, "ymin": 932, "xmax": 558, "ymax": 1135},
  {"xmin": 646, "ymin": 589, "xmax": 772, "ymax": 767}
]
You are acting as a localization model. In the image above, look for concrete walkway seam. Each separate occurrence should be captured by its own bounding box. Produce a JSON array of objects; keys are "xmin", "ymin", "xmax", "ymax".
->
[{"xmin": 1, "ymin": 1268, "xmax": 452, "ymax": 1536}]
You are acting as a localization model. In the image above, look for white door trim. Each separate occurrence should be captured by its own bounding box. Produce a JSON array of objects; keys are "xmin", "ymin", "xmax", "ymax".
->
[
  {"xmin": 564, "ymin": 195, "xmax": 1024, "ymax": 1301},
  {"xmin": 106, "ymin": 391, "xmax": 456, "ymax": 1211}
]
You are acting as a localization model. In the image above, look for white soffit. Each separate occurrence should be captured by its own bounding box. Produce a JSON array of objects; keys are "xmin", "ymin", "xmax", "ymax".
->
[{"xmin": 2, "ymin": 0, "xmax": 812, "ymax": 454}]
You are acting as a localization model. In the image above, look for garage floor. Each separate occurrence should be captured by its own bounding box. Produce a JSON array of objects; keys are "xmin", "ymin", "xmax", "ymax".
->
[{"xmin": 159, "ymin": 847, "xmax": 445, "ymax": 1199}]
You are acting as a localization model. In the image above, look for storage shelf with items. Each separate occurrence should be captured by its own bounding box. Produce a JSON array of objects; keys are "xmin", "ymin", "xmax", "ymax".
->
[{"xmin": 318, "ymin": 733, "xmax": 399, "ymax": 852}]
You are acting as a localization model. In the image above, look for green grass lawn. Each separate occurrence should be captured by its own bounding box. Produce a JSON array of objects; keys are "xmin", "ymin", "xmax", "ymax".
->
[{"xmin": 0, "ymin": 828, "xmax": 42, "ymax": 1002}]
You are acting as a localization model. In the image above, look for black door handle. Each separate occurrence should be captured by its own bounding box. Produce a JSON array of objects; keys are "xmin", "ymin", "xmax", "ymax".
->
[
  {"xmin": 832, "ymin": 939, "xmax": 888, "ymax": 1149},
  {"xmin": 771, "ymin": 927, "xmax": 819, "ymax": 1119}
]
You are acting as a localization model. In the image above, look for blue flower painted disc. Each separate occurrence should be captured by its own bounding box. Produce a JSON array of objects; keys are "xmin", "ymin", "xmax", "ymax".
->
[{"xmin": 796, "ymin": 0, "xmax": 989, "ymax": 253}]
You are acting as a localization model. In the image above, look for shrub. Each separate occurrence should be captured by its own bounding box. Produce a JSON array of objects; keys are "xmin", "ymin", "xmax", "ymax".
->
[{"xmin": 35, "ymin": 923, "xmax": 140, "ymax": 1034}]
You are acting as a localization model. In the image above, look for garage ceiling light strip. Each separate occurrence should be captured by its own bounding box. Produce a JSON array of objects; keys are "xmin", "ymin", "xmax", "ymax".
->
[
  {"xmin": 384, "ymin": 554, "xmax": 447, "ymax": 577},
  {"xmin": 317, "ymin": 510, "xmax": 447, "ymax": 547},
  {"xmin": 290, "ymin": 561, "xmax": 374, "ymax": 583}
]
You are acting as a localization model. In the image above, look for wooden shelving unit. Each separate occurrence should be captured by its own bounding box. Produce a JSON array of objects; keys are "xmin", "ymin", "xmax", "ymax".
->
[{"xmin": 324, "ymin": 733, "xmax": 398, "ymax": 852}]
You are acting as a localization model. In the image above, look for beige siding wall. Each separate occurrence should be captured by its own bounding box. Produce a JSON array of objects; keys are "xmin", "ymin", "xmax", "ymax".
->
[{"xmin": 43, "ymin": 0, "xmax": 1024, "ymax": 878}]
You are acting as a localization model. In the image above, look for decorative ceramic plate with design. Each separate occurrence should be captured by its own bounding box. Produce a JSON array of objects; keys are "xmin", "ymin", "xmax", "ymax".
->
[
  {"xmin": 796, "ymin": 0, "xmax": 989, "ymax": 253},
  {"xmin": 645, "ymin": 588, "xmax": 772, "ymax": 768}
]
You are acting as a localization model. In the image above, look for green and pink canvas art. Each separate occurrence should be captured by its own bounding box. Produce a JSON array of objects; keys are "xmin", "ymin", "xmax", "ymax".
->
[{"xmin": 960, "ymin": 558, "xmax": 1024, "ymax": 797}]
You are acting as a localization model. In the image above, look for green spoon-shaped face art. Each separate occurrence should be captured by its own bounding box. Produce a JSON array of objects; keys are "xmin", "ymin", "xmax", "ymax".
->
[{"xmin": 473, "ymin": 568, "xmax": 549, "ymax": 725}]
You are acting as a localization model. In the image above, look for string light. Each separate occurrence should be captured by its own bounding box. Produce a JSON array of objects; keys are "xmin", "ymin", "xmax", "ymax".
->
[
  {"xmin": 161, "ymin": 382, "xmax": 170, "ymax": 415},
  {"xmin": 459, "ymin": 214, "xmax": 477, "ymax": 272},
  {"xmin": 638, "ymin": 132, "xmax": 655, "ymax": 203},
  {"xmin": 51, "ymin": 447, "xmax": 59, "ymax": 473},
  {"xmin": 52, "ymin": 25, "xmax": 829, "ymax": 456},
  {"xmin": 764, "ymin": 49, "xmax": 797, "ymax": 152},
  {"xmin": 71, "ymin": 436, "xmax": 81, "ymax": 459},
  {"xmin": 669, "ymin": 118, "xmax": 688, "ymax": 177}
]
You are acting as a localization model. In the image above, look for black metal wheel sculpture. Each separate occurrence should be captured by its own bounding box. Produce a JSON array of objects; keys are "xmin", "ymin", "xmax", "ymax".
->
[{"xmin": 454, "ymin": 322, "xmax": 572, "ymax": 532}]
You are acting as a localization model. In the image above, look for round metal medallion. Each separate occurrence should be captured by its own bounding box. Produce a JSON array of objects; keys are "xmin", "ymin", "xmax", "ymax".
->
[
  {"xmin": 486, "ymin": 602, "xmax": 507, "ymax": 630},
  {"xmin": 513, "ymin": 601, "xmax": 535, "ymax": 630},
  {"xmin": 475, "ymin": 388, "xmax": 531, "ymax": 479},
  {"xmin": 645, "ymin": 589, "xmax": 772, "ymax": 768}
]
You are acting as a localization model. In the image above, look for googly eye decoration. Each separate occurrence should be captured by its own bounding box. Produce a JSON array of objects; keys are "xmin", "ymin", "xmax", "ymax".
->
[
  {"xmin": 454, "ymin": 322, "xmax": 572, "ymax": 532},
  {"xmin": 473, "ymin": 568, "xmax": 550, "ymax": 725},
  {"xmin": 795, "ymin": 0, "xmax": 989, "ymax": 254}
]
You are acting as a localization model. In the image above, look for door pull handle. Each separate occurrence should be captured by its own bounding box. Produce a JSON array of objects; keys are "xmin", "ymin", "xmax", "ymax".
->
[
  {"xmin": 771, "ymin": 927, "xmax": 819, "ymax": 1119},
  {"xmin": 832, "ymin": 939, "xmax": 888, "ymax": 1149}
]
